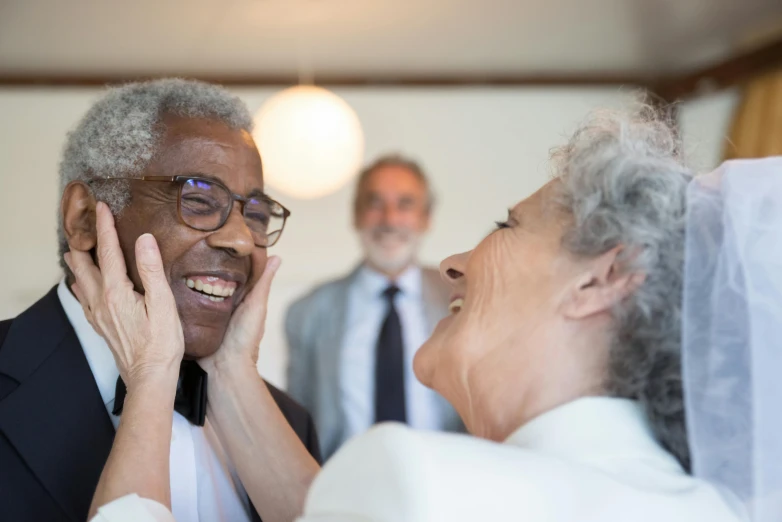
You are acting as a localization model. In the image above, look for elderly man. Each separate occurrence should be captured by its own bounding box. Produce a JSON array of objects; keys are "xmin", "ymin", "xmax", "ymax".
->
[
  {"xmin": 285, "ymin": 155, "xmax": 462, "ymax": 460},
  {"xmin": 0, "ymin": 79, "xmax": 320, "ymax": 522}
]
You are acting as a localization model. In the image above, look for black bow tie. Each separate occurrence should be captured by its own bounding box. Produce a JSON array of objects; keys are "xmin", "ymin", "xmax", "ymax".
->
[{"xmin": 112, "ymin": 360, "xmax": 208, "ymax": 426}]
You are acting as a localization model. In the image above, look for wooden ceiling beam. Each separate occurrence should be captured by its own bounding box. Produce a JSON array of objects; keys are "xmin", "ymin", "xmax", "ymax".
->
[
  {"xmin": 2, "ymin": 37, "xmax": 779, "ymax": 98},
  {"xmin": 0, "ymin": 72, "xmax": 651, "ymax": 89},
  {"xmin": 654, "ymin": 37, "xmax": 782, "ymax": 102}
]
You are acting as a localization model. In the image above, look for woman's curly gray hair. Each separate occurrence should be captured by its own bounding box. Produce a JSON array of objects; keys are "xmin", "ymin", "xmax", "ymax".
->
[
  {"xmin": 57, "ymin": 78, "xmax": 253, "ymax": 270},
  {"xmin": 551, "ymin": 102, "xmax": 692, "ymax": 470}
]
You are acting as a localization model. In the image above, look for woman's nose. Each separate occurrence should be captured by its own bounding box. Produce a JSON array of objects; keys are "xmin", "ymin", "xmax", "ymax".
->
[{"xmin": 440, "ymin": 251, "xmax": 470, "ymax": 286}]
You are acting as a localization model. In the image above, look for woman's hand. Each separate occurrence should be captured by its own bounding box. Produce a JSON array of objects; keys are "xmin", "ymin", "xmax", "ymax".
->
[
  {"xmin": 64, "ymin": 201, "xmax": 184, "ymax": 389},
  {"xmin": 199, "ymin": 253, "xmax": 281, "ymax": 374},
  {"xmin": 192, "ymin": 254, "xmax": 318, "ymax": 522}
]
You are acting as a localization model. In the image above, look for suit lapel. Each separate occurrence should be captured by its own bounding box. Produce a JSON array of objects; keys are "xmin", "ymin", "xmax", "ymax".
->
[
  {"xmin": 0, "ymin": 287, "xmax": 114, "ymax": 522},
  {"xmin": 326, "ymin": 268, "xmax": 357, "ymax": 358},
  {"xmin": 321, "ymin": 268, "xmax": 357, "ymax": 453}
]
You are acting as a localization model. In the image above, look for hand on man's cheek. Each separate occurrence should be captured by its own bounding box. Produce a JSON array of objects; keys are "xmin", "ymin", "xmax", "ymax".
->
[
  {"xmin": 242, "ymin": 247, "xmax": 268, "ymax": 306},
  {"xmin": 110, "ymin": 200, "xmax": 269, "ymax": 359},
  {"xmin": 111, "ymin": 190, "xmax": 224, "ymax": 359}
]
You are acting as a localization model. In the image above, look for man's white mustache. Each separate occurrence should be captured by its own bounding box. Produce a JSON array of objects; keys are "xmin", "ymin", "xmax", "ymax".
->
[{"xmin": 370, "ymin": 227, "xmax": 412, "ymax": 241}]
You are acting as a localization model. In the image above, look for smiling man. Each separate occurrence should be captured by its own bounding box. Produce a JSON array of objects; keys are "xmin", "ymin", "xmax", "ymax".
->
[
  {"xmin": 0, "ymin": 79, "xmax": 320, "ymax": 522},
  {"xmin": 286, "ymin": 155, "xmax": 462, "ymax": 461}
]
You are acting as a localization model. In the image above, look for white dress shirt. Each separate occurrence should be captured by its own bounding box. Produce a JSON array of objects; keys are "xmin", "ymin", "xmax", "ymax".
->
[
  {"xmin": 58, "ymin": 280, "xmax": 252, "ymax": 522},
  {"xmin": 339, "ymin": 265, "xmax": 447, "ymax": 441},
  {"xmin": 300, "ymin": 397, "xmax": 744, "ymax": 522}
]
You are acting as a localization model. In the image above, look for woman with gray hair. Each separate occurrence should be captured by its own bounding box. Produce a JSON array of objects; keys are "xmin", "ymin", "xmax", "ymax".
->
[
  {"xmin": 75, "ymin": 103, "xmax": 744, "ymax": 521},
  {"xmin": 295, "ymin": 105, "xmax": 742, "ymax": 521}
]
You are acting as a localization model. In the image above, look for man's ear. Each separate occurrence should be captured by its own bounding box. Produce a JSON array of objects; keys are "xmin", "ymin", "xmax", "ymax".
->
[
  {"xmin": 420, "ymin": 204, "xmax": 432, "ymax": 233},
  {"xmin": 561, "ymin": 245, "xmax": 646, "ymax": 320},
  {"xmin": 353, "ymin": 200, "xmax": 365, "ymax": 232},
  {"xmin": 61, "ymin": 181, "xmax": 98, "ymax": 253},
  {"xmin": 353, "ymin": 208, "xmax": 361, "ymax": 231}
]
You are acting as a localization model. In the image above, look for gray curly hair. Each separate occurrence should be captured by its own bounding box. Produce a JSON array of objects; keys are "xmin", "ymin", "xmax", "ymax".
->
[
  {"xmin": 551, "ymin": 102, "xmax": 692, "ymax": 470},
  {"xmin": 57, "ymin": 78, "xmax": 253, "ymax": 270}
]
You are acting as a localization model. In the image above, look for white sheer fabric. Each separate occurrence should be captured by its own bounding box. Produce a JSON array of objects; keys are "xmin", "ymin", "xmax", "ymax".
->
[
  {"xmin": 682, "ymin": 156, "xmax": 782, "ymax": 522},
  {"xmin": 90, "ymin": 494, "xmax": 175, "ymax": 522}
]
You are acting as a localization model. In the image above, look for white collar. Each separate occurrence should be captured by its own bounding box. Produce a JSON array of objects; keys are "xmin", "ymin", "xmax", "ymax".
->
[
  {"xmin": 356, "ymin": 264, "xmax": 422, "ymax": 299},
  {"xmin": 57, "ymin": 279, "xmax": 120, "ymax": 409},
  {"xmin": 505, "ymin": 397, "xmax": 683, "ymax": 472}
]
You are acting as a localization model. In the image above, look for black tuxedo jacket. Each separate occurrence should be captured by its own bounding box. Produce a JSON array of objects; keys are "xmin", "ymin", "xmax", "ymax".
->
[{"xmin": 0, "ymin": 286, "xmax": 322, "ymax": 522}]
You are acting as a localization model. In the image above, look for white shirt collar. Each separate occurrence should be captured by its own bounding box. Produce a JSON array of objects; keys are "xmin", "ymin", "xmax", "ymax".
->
[
  {"xmin": 57, "ymin": 279, "xmax": 120, "ymax": 411},
  {"xmin": 356, "ymin": 264, "xmax": 422, "ymax": 299},
  {"xmin": 505, "ymin": 397, "xmax": 683, "ymax": 472}
]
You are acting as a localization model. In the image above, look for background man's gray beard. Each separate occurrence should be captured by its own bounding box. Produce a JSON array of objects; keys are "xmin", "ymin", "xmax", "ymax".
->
[{"xmin": 360, "ymin": 229, "xmax": 421, "ymax": 274}]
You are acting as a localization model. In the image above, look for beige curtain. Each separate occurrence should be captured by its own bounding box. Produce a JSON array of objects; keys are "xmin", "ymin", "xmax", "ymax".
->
[{"xmin": 723, "ymin": 68, "xmax": 782, "ymax": 160}]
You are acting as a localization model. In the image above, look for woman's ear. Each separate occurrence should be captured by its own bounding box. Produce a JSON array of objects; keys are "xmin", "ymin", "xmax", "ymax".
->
[
  {"xmin": 561, "ymin": 245, "xmax": 646, "ymax": 320},
  {"xmin": 61, "ymin": 181, "xmax": 98, "ymax": 253}
]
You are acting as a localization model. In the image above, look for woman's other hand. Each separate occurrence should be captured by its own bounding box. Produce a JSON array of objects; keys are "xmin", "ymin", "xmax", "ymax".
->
[{"xmin": 199, "ymin": 253, "xmax": 281, "ymax": 375}]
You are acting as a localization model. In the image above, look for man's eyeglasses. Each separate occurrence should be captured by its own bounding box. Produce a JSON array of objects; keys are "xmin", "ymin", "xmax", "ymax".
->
[{"xmin": 88, "ymin": 176, "xmax": 291, "ymax": 248}]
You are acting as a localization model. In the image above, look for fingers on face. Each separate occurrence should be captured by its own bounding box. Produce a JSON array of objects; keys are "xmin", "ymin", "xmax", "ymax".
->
[
  {"xmin": 135, "ymin": 234, "xmax": 167, "ymax": 289},
  {"xmin": 68, "ymin": 201, "xmax": 130, "ymax": 307},
  {"xmin": 64, "ymin": 250, "xmax": 102, "ymax": 308},
  {"xmin": 95, "ymin": 202, "xmax": 129, "ymax": 286},
  {"xmin": 71, "ymin": 281, "xmax": 84, "ymax": 303},
  {"xmin": 71, "ymin": 281, "xmax": 100, "ymax": 332},
  {"xmin": 70, "ymin": 282, "xmax": 90, "ymax": 318},
  {"xmin": 65, "ymin": 202, "xmax": 133, "ymax": 330},
  {"xmin": 135, "ymin": 233, "xmax": 178, "ymax": 315},
  {"xmin": 247, "ymin": 255, "xmax": 281, "ymax": 309}
]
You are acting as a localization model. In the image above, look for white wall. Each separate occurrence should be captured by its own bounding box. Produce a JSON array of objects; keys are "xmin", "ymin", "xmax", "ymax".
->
[
  {"xmin": 0, "ymin": 86, "xmax": 738, "ymax": 388},
  {"xmin": 678, "ymin": 89, "xmax": 741, "ymax": 173}
]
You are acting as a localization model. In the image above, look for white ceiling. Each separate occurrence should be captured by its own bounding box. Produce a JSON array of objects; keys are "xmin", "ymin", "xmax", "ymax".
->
[{"xmin": 0, "ymin": 0, "xmax": 780, "ymax": 78}]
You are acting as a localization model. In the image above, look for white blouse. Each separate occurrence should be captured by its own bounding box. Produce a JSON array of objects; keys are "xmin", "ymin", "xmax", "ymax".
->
[
  {"xmin": 91, "ymin": 398, "xmax": 744, "ymax": 522},
  {"xmin": 299, "ymin": 397, "xmax": 744, "ymax": 522},
  {"xmin": 90, "ymin": 494, "xmax": 175, "ymax": 522}
]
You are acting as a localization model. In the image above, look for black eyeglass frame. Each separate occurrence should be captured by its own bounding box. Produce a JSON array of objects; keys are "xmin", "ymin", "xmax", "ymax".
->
[{"xmin": 88, "ymin": 175, "xmax": 291, "ymax": 248}]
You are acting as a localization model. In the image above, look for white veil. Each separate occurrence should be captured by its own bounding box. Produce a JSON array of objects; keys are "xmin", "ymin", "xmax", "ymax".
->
[{"xmin": 683, "ymin": 156, "xmax": 782, "ymax": 522}]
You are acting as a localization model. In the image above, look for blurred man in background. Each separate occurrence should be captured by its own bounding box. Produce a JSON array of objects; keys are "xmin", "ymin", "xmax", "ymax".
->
[{"xmin": 286, "ymin": 154, "xmax": 462, "ymax": 460}]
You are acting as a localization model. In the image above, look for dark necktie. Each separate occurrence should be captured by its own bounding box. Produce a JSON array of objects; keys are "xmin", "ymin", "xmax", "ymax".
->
[
  {"xmin": 112, "ymin": 359, "xmax": 207, "ymax": 426},
  {"xmin": 374, "ymin": 285, "xmax": 407, "ymax": 423}
]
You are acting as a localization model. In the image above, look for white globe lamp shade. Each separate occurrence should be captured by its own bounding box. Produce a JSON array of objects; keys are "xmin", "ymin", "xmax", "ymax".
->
[{"xmin": 252, "ymin": 85, "xmax": 365, "ymax": 199}]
